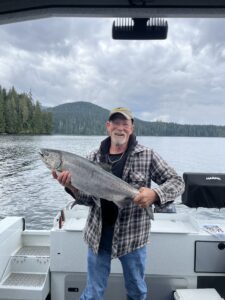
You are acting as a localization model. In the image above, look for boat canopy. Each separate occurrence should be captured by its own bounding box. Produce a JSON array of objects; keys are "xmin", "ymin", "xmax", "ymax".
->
[{"xmin": 1, "ymin": 0, "xmax": 225, "ymax": 25}]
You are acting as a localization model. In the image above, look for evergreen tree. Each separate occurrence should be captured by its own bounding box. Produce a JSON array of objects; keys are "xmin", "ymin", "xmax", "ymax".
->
[
  {"xmin": 33, "ymin": 101, "xmax": 42, "ymax": 134},
  {"xmin": 43, "ymin": 111, "xmax": 53, "ymax": 134},
  {"xmin": 0, "ymin": 87, "xmax": 5, "ymax": 133},
  {"xmin": 0, "ymin": 86, "xmax": 52, "ymax": 134},
  {"xmin": 5, "ymin": 92, "xmax": 16, "ymax": 133},
  {"xmin": 20, "ymin": 95, "xmax": 30, "ymax": 133}
]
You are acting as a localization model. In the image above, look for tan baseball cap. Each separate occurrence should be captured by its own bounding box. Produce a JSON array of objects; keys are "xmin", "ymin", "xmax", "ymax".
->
[{"xmin": 108, "ymin": 107, "xmax": 133, "ymax": 121}]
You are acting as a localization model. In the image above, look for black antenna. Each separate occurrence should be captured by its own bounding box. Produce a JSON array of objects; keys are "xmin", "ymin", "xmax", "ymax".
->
[{"xmin": 112, "ymin": 18, "xmax": 168, "ymax": 40}]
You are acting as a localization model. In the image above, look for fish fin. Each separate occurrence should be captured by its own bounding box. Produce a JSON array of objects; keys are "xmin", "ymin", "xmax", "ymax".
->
[{"xmin": 145, "ymin": 207, "xmax": 154, "ymax": 220}]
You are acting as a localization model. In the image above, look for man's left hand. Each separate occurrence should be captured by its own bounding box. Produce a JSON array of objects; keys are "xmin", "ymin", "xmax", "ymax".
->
[{"xmin": 133, "ymin": 187, "xmax": 159, "ymax": 208}]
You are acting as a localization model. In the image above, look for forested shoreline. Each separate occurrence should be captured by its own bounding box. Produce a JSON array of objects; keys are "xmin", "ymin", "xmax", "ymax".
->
[
  {"xmin": 1, "ymin": 86, "xmax": 225, "ymax": 137},
  {"xmin": 0, "ymin": 86, "xmax": 52, "ymax": 134}
]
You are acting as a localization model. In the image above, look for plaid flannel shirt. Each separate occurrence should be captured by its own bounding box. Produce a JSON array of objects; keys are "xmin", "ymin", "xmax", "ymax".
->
[{"xmin": 72, "ymin": 142, "xmax": 184, "ymax": 258}]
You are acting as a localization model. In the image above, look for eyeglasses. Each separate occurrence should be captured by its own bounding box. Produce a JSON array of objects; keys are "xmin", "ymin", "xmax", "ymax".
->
[{"xmin": 110, "ymin": 120, "xmax": 132, "ymax": 129}]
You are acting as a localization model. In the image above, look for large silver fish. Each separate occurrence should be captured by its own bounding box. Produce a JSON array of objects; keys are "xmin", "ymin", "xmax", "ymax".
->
[{"xmin": 39, "ymin": 148, "xmax": 153, "ymax": 218}]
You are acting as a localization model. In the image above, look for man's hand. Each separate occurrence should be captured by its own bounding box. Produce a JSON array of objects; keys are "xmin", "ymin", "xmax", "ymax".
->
[
  {"xmin": 52, "ymin": 170, "xmax": 71, "ymax": 187},
  {"xmin": 133, "ymin": 187, "xmax": 159, "ymax": 208},
  {"xmin": 52, "ymin": 170, "xmax": 78, "ymax": 193}
]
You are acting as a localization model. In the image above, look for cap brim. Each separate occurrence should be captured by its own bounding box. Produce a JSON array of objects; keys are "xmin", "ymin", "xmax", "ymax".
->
[{"xmin": 109, "ymin": 112, "xmax": 131, "ymax": 120}]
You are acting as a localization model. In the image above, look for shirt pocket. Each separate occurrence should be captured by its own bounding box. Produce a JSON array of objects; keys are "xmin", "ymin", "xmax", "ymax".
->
[{"xmin": 128, "ymin": 171, "xmax": 146, "ymax": 189}]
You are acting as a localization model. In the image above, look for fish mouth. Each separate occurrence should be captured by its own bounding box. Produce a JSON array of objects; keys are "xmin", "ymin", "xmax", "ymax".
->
[
  {"xmin": 39, "ymin": 149, "xmax": 49, "ymax": 159},
  {"xmin": 39, "ymin": 149, "xmax": 47, "ymax": 158}
]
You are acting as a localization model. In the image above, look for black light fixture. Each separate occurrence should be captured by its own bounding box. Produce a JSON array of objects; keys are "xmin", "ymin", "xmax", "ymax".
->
[{"xmin": 112, "ymin": 18, "xmax": 168, "ymax": 40}]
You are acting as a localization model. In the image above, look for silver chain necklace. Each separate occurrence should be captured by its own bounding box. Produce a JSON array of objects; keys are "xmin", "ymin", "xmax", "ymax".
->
[{"xmin": 107, "ymin": 152, "xmax": 125, "ymax": 164}]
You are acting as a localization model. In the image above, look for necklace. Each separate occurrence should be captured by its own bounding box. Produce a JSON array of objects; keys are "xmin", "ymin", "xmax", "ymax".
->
[{"xmin": 107, "ymin": 152, "xmax": 125, "ymax": 164}]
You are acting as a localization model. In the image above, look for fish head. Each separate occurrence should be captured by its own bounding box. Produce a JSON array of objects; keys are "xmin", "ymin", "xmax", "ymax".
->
[{"xmin": 39, "ymin": 148, "xmax": 62, "ymax": 171}]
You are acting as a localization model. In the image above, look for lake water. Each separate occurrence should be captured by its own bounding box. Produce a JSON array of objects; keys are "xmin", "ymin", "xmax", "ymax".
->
[{"xmin": 0, "ymin": 135, "xmax": 225, "ymax": 229}]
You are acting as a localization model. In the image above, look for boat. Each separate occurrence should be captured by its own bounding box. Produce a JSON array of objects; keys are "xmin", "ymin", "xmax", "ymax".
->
[
  {"xmin": 0, "ymin": 194, "xmax": 225, "ymax": 300},
  {"xmin": 1, "ymin": 172, "xmax": 225, "ymax": 299},
  {"xmin": 0, "ymin": 1, "xmax": 225, "ymax": 299}
]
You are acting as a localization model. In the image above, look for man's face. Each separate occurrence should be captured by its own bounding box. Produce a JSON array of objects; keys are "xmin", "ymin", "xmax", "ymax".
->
[{"xmin": 106, "ymin": 116, "xmax": 134, "ymax": 147}]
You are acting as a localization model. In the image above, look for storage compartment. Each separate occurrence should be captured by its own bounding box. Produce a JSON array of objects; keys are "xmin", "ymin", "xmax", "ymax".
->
[
  {"xmin": 64, "ymin": 274, "xmax": 86, "ymax": 300},
  {"xmin": 195, "ymin": 241, "xmax": 225, "ymax": 273}
]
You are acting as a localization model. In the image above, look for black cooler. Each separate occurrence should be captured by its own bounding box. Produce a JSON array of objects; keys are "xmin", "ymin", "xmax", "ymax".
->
[{"xmin": 182, "ymin": 173, "xmax": 225, "ymax": 208}]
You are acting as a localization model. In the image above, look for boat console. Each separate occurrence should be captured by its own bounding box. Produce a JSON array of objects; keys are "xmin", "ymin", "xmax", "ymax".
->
[{"xmin": 49, "ymin": 205, "xmax": 225, "ymax": 300}]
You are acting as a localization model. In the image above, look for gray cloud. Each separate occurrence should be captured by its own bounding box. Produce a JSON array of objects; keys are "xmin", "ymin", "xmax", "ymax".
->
[{"xmin": 0, "ymin": 17, "xmax": 225, "ymax": 125}]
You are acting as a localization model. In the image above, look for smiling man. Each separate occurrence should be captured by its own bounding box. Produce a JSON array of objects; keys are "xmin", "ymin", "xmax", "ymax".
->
[
  {"xmin": 107, "ymin": 108, "xmax": 134, "ymax": 147},
  {"xmin": 53, "ymin": 107, "xmax": 184, "ymax": 300}
]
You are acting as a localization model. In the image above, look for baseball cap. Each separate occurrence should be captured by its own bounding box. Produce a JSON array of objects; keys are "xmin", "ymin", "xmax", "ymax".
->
[{"xmin": 108, "ymin": 107, "xmax": 133, "ymax": 121}]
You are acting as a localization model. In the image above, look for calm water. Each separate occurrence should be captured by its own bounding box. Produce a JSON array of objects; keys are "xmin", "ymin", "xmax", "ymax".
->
[{"xmin": 0, "ymin": 135, "xmax": 225, "ymax": 229}]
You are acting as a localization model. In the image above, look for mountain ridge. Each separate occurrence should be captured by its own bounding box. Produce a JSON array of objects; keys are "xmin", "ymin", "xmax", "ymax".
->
[{"xmin": 47, "ymin": 101, "xmax": 225, "ymax": 137}]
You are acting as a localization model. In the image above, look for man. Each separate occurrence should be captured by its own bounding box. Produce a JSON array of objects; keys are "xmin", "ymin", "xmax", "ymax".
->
[{"xmin": 53, "ymin": 107, "xmax": 184, "ymax": 300}]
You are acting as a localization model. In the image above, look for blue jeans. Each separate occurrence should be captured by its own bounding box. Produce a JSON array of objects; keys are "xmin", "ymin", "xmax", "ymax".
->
[{"xmin": 80, "ymin": 226, "xmax": 147, "ymax": 300}]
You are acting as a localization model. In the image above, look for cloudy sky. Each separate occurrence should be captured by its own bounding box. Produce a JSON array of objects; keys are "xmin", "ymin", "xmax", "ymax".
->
[{"xmin": 0, "ymin": 17, "xmax": 225, "ymax": 125}]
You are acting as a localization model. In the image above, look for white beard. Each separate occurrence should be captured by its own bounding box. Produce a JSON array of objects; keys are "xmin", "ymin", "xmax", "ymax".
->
[{"xmin": 111, "ymin": 135, "xmax": 127, "ymax": 146}]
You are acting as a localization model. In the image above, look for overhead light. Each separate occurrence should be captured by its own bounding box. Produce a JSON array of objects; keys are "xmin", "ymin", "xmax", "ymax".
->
[{"xmin": 112, "ymin": 18, "xmax": 168, "ymax": 40}]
